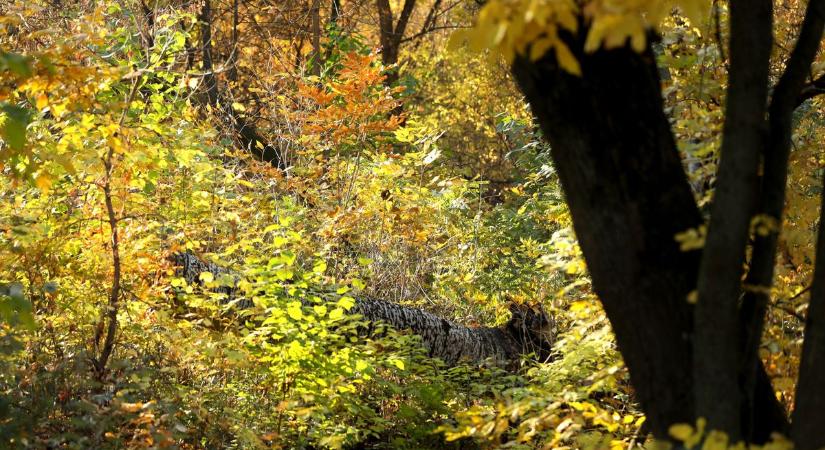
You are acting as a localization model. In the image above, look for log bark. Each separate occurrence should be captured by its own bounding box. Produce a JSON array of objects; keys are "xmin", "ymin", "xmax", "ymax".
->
[{"xmin": 170, "ymin": 252, "xmax": 555, "ymax": 366}]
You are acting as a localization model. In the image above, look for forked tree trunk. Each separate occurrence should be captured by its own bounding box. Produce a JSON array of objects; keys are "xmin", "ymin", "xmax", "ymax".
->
[
  {"xmin": 170, "ymin": 252, "xmax": 555, "ymax": 366},
  {"xmin": 511, "ymin": 38, "xmax": 788, "ymax": 443},
  {"xmin": 511, "ymin": 0, "xmax": 825, "ymax": 440},
  {"xmin": 197, "ymin": 0, "xmax": 288, "ymax": 169}
]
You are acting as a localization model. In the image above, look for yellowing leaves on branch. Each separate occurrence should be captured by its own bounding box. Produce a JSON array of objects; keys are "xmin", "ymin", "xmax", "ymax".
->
[{"xmin": 453, "ymin": 0, "xmax": 710, "ymax": 74}]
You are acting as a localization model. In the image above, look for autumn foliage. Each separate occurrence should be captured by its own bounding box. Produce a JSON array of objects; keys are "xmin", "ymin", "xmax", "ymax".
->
[{"xmin": 1, "ymin": 0, "xmax": 825, "ymax": 449}]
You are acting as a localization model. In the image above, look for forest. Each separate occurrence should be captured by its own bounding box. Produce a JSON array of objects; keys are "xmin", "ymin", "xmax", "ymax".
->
[{"xmin": 2, "ymin": 0, "xmax": 825, "ymax": 448}]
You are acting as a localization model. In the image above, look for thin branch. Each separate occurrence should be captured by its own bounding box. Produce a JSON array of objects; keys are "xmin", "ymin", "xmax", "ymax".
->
[{"xmin": 796, "ymin": 73, "xmax": 825, "ymax": 106}]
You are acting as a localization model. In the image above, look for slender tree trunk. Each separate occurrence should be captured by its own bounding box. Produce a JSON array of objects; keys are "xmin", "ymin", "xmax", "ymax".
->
[
  {"xmin": 91, "ymin": 79, "xmax": 140, "ymax": 379},
  {"xmin": 310, "ymin": 0, "xmax": 322, "ymax": 76},
  {"xmin": 740, "ymin": 0, "xmax": 825, "ymax": 439},
  {"xmin": 199, "ymin": 0, "xmax": 218, "ymax": 107},
  {"xmin": 793, "ymin": 170, "xmax": 825, "ymax": 448},
  {"xmin": 694, "ymin": 0, "xmax": 772, "ymax": 437},
  {"xmin": 787, "ymin": 4, "xmax": 825, "ymax": 448},
  {"xmin": 196, "ymin": 0, "xmax": 287, "ymax": 169},
  {"xmin": 228, "ymin": 0, "xmax": 239, "ymax": 82},
  {"xmin": 376, "ymin": 0, "xmax": 416, "ymax": 86},
  {"xmin": 329, "ymin": 0, "xmax": 341, "ymax": 24}
]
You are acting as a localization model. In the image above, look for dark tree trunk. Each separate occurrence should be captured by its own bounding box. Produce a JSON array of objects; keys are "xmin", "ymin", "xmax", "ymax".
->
[
  {"xmin": 740, "ymin": 0, "xmax": 825, "ymax": 439},
  {"xmin": 329, "ymin": 0, "xmax": 341, "ymax": 24},
  {"xmin": 376, "ymin": 0, "xmax": 416, "ymax": 86},
  {"xmin": 694, "ymin": 0, "xmax": 772, "ymax": 437},
  {"xmin": 169, "ymin": 252, "xmax": 556, "ymax": 366},
  {"xmin": 198, "ymin": 0, "xmax": 219, "ymax": 107},
  {"xmin": 197, "ymin": 0, "xmax": 287, "ymax": 169},
  {"xmin": 787, "ymin": 4, "xmax": 825, "ymax": 448},
  {"xmin": 310, "ymin": 0, "xmax": 322, "ymax": 76},
  {"xmin": 512, "ymin": 43, "xmax": 698, "ymax": 440},
  {"xmin": 792, "ymin": 170, "xmax": 825, "ymax": 449},
  {"xmin": 510, "ymin": 33, "xmax": 788, "ymax": 442}
]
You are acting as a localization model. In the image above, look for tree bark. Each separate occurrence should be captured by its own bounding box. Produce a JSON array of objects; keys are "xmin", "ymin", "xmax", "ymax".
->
[
  {"xmin": 329, "ymin": 0, "xmax": 341, "ymax": 24},
  {"xmin": 740, "ymin": 0, "xmax": 825, "ymax": 439},
  {"xmin": 310, "ymin": 0, "xmax": 322, "ymax": 76},
  {"xmin": 169, "ymin": 252, "xmax": 556, "ymax": 366},
  {"xmin": 197, "ymin": 0, "xmax": 287, "ymax": 169},
  {"xmin": 510, "ymin": 33, "xmax": 788, "ymax": 442},
  {"xmin": 793, "ymin": 169, "xmax": 825, "ymax": 449},
  {"xmin": 792, "ymin": 4, "xmax": 825, "ymax": 431},
  {"xmin": 694, "ymin": 0, "xmax": 772, "ymax": 437},
  {"xmin": 376, "ymin": 0, "xmax": 416, "ymax": 85},
  {"xmin": 198, "ymin": 0, "xmax": 219, "ymax": 107}
]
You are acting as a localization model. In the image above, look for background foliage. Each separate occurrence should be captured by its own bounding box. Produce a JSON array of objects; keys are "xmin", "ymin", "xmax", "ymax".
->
[{"xmin": 0, "ymin": 0, "xmax": 821, "ymax": 448}]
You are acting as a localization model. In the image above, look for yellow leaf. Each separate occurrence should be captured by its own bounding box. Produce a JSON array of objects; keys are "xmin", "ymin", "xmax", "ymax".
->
[
  {"xmin": 337, "ymin": 296, "xmax": 355, "ymax": 310},
  {"xmin": 447, "ymin": 30, "xmax": 468, "ymax": 52},
  {"xmin": 554, "ymin": 42, "xmax": 581, "ymax": 75},
  {"xmin": 679, "ymin": 0, "xmax": 709, "ymax": 26},
  {"xmin": 35, "ymin": 173, "xmax": 52, "ymax": 193},
  {"xmin": 35, "ymin": 93, "xmax": 48, "ymax": 110},
  {"xmin": 120, "ymin": 402, "xmax": 144, "ymax": 413},
  {"xmin": 529, "ymin": 37, "xmax": 555, "ymax": 61},
  {"xmin": 231, "ymin": 102, "xmax": 246, "ymax": 112},
  {"xmin": 669, "ymin": 423, "xmax": 694, "ymax": 441},
  {"xmin": 313, "ymin": 305, "xmax": 327, "ymax": 317},
  {"xmin": 630, "ymin": 28, "xmax": 647, "ymax": 53},
  {"xmin": 329, "ymin": 307, "xmax": 344, "ymax": 320},
  {"xmin": 286, "ymin": 301, "xmax": 303, "ymax": 320},
  {"xmin": 390, "ymin": 359, "xmax": 405, "ymax": 370},
  {"xmin": 702, "ymin": 430, "xmax": 729, "ymax": 450}
]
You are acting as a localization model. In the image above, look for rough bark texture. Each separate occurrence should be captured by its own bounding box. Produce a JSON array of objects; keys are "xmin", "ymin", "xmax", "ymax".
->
[
  {"xmin": 170, "ymin": 252, "xmax": 555, "ymax": 366},
  {"xmin": 511, "ymin": 35, "xmax": 788, "ymax": 441},
  {"xmin": 513, "ymin": 42, "xmax": 700, "ymax": 439}
]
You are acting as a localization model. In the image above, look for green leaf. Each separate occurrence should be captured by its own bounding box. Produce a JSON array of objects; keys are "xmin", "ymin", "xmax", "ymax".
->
[
  {"xmin": 286, "ymin": 301, "xmax": 303, "ymax": 320},
  {"xmin": 1, "ymin": 104, "xmax": 33, "ymax": 151},
  {"xmin": 0, "ymin": 52, "xmax": 33, "ymax": 78},
  {"xmin": 337, "ymin": 296, "xmax": 355, "ymax": 310}
]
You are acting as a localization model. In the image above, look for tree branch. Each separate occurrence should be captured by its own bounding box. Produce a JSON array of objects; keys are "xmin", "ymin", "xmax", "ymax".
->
[
  {"xmin": 393, "ymin": 0, "xmax": 417, "ymax": 48},
  {"xmin": 796, "ymin": 73, "xmax": 825, "ymax": 106}
]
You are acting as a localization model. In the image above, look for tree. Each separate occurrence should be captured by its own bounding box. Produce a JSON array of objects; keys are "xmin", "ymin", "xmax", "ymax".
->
[
  {"xmin": 476, "ymin": 0, "xmax": 825, "ymax": 445},
  {"xmin": 376, "ymin": 0, "xmax": 454, "ymax": 85},
  {"xmin": 196, "ymin": 0, "xmax": 288, "ymax": 168}
]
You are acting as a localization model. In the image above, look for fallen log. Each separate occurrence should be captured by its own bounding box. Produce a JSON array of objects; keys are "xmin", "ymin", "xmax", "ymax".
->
[{"xmin": 169, "ymin": 252, "xmax": 556, "ymax": 366}]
